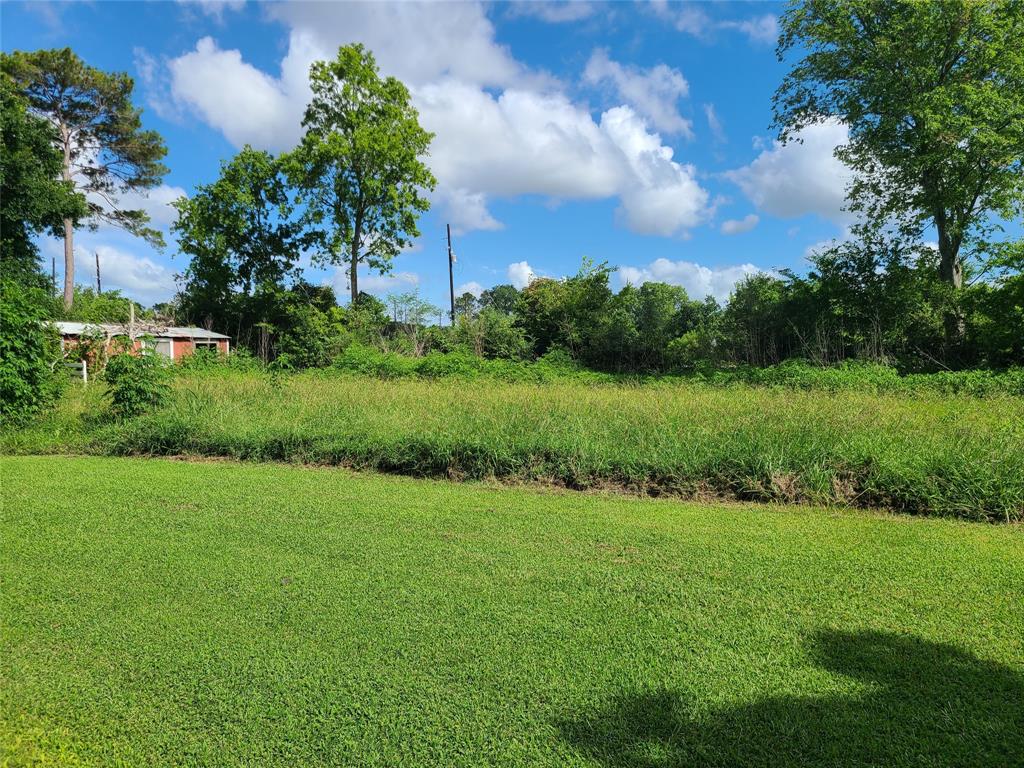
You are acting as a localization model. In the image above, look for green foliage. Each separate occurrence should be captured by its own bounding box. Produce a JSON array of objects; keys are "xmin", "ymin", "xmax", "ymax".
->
[
  {"xmin": 59, "ymin": 286, "xmax": 141, "ymax": 324},
  {"xmin": 775, "ymin": 1, "xmax": 1024, "ymax": 301},
  {"xmin": 104, "ymin": 347, "xmax": 168, "ymax": 419},
  {"xmin": 275, "ymin": 302, "xmax": 336, "ymax": 369},
  {"xmin": 0, "ymin": 73, "xmax": 86, "ymax": 289},
  {"xmin": 0, "ymin": 280, "xmax": 63, "ymax": 423},
  {"xmin": 173, "ymin": 146, "xmax": 304, "ymax": 331},
  {"xmin": 2, "ymin": 47, "xmax": 168, "ymax": 307},
  {"xmin": 288, "ymin": 44, "xmax": 435, "ymax": 304}
]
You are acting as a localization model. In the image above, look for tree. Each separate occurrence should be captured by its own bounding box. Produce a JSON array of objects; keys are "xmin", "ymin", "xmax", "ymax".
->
[
  {"xmin": 0, "ymin": 74, "xmax": 86, "ymax": 289},
  {"xmin": 288, "ymin": 44, "xmax": 435, "ymax": 305},
  {"xmin": 173, "ymin": 147, "xmax": 304, "ymax": 336},
  {"xmin": 387, "ymin": 291, "xmax": 439, "ymax": 356},
  {"xmin": 774, "ymin": 1, "xmax": 1024, "ymax": 344},
  {"xmin": 479, "ymin": 284, "xmax": 524, "ymax": 316},
  {"xmin": 454, "ymin": 291, "xmax": 478, "ymax": 318},
  {"xmin": 2, "ymin": 48, "xmax": 167, "ymax": 308}
]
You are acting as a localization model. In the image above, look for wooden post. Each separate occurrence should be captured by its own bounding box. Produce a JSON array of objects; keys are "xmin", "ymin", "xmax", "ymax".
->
[{"xmin": 447, "ymin": 224, "xmax": 455, "ymax": 324}]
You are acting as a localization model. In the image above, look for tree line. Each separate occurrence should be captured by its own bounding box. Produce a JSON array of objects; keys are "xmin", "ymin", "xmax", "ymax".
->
[{"xmin": 2, "ymin": 0, "xmax": 1022, "ymax": 404}]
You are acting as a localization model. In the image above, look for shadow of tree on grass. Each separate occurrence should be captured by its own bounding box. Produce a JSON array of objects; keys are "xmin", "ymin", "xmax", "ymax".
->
[{"xmin": 558, "ymin": 630, "xmax": 1024, "ymax": 767}]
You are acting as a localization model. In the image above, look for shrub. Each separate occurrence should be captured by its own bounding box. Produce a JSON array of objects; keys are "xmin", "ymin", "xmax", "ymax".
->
[
  {"xmin": 416, "ymin": 350, "xmax": 484, "ymax": 379},
  {"xmin": 104, "ymin": 346, "xmax": 168, "ymax": 419},
  {"xmin": 0, "ymin": 280, "xmax": 62, "ymax": 424},
  {"xmin": 332, "ymin": 344, "xmax": 419, "ymax": 379},
  {"xmin": 175, "ymin": 347, "xmax": 264, "ymax": 375}
]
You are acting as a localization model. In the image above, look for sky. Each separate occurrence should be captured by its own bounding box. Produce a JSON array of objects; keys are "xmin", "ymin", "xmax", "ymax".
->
[{"xmin": 3, "ymin": 0, "xmax": 862, "ymax": 310}]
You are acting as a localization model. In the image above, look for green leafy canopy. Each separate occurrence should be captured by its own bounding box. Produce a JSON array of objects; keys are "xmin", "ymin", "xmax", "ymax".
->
[
  {"xmin": 774, "ymin": 0, "xmax": 1024, "ymax": 291},
  {"xmin": 286, "ymin": 44, "xmax": 436, "ymax": 304}
]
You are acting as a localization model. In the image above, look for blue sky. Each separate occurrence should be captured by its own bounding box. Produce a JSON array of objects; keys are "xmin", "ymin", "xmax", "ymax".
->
[{"xmin": 4, "ymin": 0, "xmax": 860, "ymax": 310}]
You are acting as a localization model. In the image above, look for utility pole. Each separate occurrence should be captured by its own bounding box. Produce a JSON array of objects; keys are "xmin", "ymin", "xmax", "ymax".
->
[
  {"xmin": 447, "ymin": 223, "xmax": 456, "ymax": 324},
  {"xmin": 51, "ymin": 257, "xmax": 56, "ymax": 295},
  {"xmin": 95, "ymin": 252, "xmax": 102, "ymax": 294}
]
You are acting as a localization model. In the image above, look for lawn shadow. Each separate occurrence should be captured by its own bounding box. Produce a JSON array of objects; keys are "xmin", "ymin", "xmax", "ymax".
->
[{"xmin": 558, "ymin": 629, "xmax": 1024, "ymax": 767}]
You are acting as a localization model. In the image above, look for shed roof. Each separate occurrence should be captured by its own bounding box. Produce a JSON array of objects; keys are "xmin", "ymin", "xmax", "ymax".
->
[{"xmin": 51, "ymin": 321, "xmax": 229, "ymax": 340}]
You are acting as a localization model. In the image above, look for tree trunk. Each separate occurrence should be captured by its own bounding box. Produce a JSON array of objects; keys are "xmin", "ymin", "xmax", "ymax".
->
[
  {"xmin": 60, "ymin": 122, "xmax": 75, "ymax": 309},
  {"xmin": 349, "ymin": 249, "xmax": 358, "ymax": 305},
  {"xmin": 350, "ymin": 215, "xmax": 362, "ymax": 306},
  {"xmin": 936, "ymin": 219, "xmax": 966, "ymax": 351},
  {"xmin": 62, "ymin": 217, "xmax": 74, "ymax": 309}
]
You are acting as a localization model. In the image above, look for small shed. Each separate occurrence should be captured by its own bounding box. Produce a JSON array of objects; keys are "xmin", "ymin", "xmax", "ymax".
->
[{"xmin": 52, "ymin": 321, "xmax": 230, "ymax": 361}]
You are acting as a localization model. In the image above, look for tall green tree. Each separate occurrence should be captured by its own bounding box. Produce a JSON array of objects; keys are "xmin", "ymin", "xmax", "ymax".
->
[
  {"xmin": 2, "ymin": 48, "xmax": 167, "ymax": 308},
  {"xmin": 0, "ymin": 74, "xmax": 86, "ymax": 289},
  {"xmin": 173, "ymin": 147, "xmax": 304, "ymax": 335},
  {"xmin": 288, "ymin": 44, "xmax": 435, "ymax": 305},
  {"xmin": 774, "ymin": 0, "xmax": 1024, "ymax": 341}
]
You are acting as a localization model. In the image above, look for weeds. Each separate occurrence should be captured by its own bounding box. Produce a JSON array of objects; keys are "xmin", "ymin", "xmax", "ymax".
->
[{"xmin": 5, "ymin": 368, "xmax": 1021, "ymax": 521}]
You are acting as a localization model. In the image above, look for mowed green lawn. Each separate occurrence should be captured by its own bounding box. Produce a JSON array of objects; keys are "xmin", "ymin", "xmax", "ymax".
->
[{"xmin": 2, "ymin": 457, "xmax": 1022, "ymax": 767}]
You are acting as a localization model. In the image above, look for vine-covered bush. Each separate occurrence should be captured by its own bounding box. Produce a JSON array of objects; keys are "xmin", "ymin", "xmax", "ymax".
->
[
  {"xmin": 0, "ymin": 280, "xmax": 62, "ymax": 424},
  {"xmin": 104, "ymin": 346, "xmax": 168, "ymax": 419}
]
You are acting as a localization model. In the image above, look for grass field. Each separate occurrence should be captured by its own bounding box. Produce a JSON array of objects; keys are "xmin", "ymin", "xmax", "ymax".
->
[
  {"xmin": 2, "ymin": 456, "xmax": 1022, "ymax": 766},
  {"xmin": 4, "ymin": 370, "xmax": 1023, "ymax": 520}
]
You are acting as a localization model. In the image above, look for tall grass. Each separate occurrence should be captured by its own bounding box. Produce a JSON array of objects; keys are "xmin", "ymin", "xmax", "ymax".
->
[{"xmin": 5, "ymin": 368, "xmax": 1022, "ymax": 521}]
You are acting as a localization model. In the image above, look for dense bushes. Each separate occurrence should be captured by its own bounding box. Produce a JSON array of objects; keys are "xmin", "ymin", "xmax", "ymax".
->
[
  {"xmin": 179, "ymin": 342, "xmax": 1024, "ymax": 396},
  {"xmin": 104, "ymin": 347, "xmax": 168, "ymax": 419},
  {"xmin": 0, "ymin": 280, "xmax": 63, "ymax": 424}
]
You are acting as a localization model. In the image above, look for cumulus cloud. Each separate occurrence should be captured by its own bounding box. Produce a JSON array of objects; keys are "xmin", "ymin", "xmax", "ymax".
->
[
  {"xmin": 267, "ymin": 2, "xmax": 535, "ymax": 91},
  {"xmin": 456, "ymin": 281, "xmax": 485, "ymax": 297},
  {"xmin": 720, "ymin": 214, "xmax": 759, "ymax": 235},
  {"xmin": 507, "ymin": 261, "xmax": 535, "ymax": 289},
  {"xmin": 619, "ymin": 258, "xmax": 762, "ymax": 301},
  {"xmin": 725, "ymin": 120, "xmax": 854, "ymax": 223},
  {"xmin": 583, "ymin": 48, "xmax": 692, "ymax": 137},
  {"xmin": 439, "ymin": 188, "xmax": 503, "ymax": 235},
  {"xmin": 164, "ymin": 2, "xmax": 711, "ymax": 237},
  {"xmin": 169, "ymin": 36, "xmax": 303, "ymax": 150}
]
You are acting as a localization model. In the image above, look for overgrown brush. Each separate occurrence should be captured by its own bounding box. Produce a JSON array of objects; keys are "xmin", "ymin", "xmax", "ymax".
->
[{"xmin": 5, "ymin": 368, "xmax": 1022, "ymax": 522}]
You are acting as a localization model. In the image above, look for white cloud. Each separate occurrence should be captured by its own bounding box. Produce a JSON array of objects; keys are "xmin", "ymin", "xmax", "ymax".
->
[
  {"xmin": 119, "ymin": 184, "xmax": 188, "ymax": 229},
  {"xmin": 725, "ymin": 120, "xmax": 854, "ymax": 223},
  {"xmin": 583, "ymin": 48, "xmax": 692, "ymax": 137},
  {"xmin": 719, "ymin": 15, "xmax": 779, "ymax": 45},
  {"xmin": 601, "ymin": 107, "xmax": 709, "ymax": 237},
  {"xmin": 651, "ymin": 3, "xmax": 778, "ymax": 45},
  {"xmin": 169, "ymin": 36, "xmax": 302, "ymax": 151},
  {"xmin": 507, "ymin": 1, "xmax": 595, "ymax": 23},
  {"xmin": 165, "ymin": 3, "xmax": 711, "ymax": 237},
  {"xmin": 619, "ymin": 258, "xmax": 762, "ymax": 301},
  {"xmin": 63, "ymin": 243, "xmax": 178, "ymax": 305},
  {"xmin": 720, "ymin": 214, "xmax": 759, "ymax": 235},
  {"xmin": 704, "ymin": 103, "xmax": 725, "ymax": 144},
  {"xmin": 507, "ymin": 261, "xmax": 535, "ymax": 289},
  {"xmin": 176, "ymin": 0, "xmax": 244, "ymax": 22},
  {"xmin": 456, "ymin": 281, "xmax": 484, "ymax": 297},
  {"xmin": 266, "ymin": 2, "xmax": 536, "ymax": 90},
  {"xmin": 333, "ymin": 269, "xmax": 421, "ymax": 298},
  {"xmin": 439, "ymin": 188, "xmax": 503, "ymax": 235}
]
